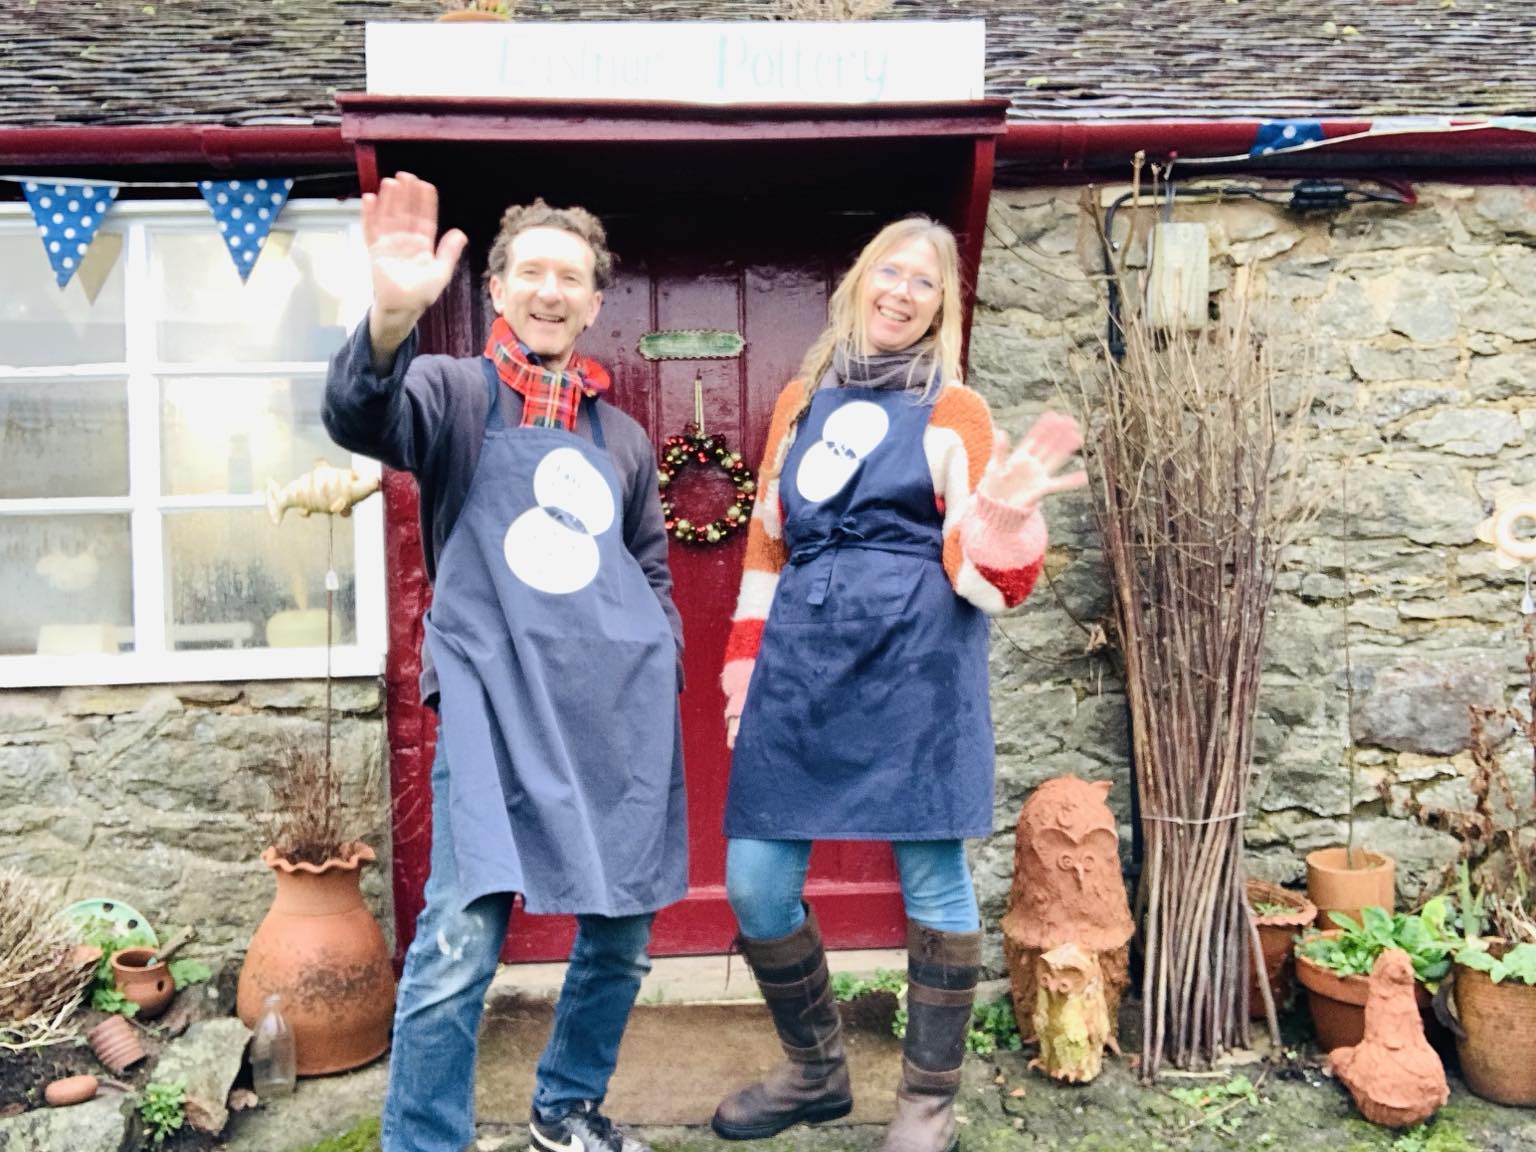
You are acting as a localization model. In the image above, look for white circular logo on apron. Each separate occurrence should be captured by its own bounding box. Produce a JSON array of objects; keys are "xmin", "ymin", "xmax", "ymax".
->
[
  {"xmin": 795, "ymin": 400, "xmax": 890, "ymax": 504},
  {"xmin": 503, "ymin": 447, "xmax": 616, "ymax": 595}
]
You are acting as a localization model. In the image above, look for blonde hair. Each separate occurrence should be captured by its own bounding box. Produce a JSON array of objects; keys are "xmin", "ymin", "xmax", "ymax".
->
[{"xmin": 797, "ymin": 216, "xmax": 965, "ymax": 405}]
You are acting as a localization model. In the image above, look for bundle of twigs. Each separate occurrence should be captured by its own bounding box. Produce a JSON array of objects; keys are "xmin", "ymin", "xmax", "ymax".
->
[
  {"xmin": 1079, "ymin": 182, "xmax": 1313, "ymax": 1078},
  {"xmin": 0, "ymin": 869, "xmax": 96, "ymax": 1050}
]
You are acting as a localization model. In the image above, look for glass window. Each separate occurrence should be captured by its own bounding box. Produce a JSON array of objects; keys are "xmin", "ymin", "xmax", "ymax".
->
[
  {"xmin": 164, "ymin": 509, "xmax": 357, "ymax": 651},
  {"xmin": 0, "ymin": 200, "xmax": 381, "ymax": 687},
  {"xmin": 152, "ymin": 228, "xmax": 361, "ymax": 363},
  {"xmin": 0, "ymin": 514, "xmax": 133, "ymax": 656},
  {"xmin": 0, "ymin": 379, "xmax": 129, "ymax": 498},
  {"xmin": 0, "ymin": 232, "xmax": 127, "ymax": 366},
  {"xmin": 160, "ymin": 376, "xmax": 336, "ymax": 497}
]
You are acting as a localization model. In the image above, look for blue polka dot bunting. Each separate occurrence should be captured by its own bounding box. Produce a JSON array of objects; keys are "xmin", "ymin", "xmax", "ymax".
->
[
  {"xmin": 1249, "ymin": 119, "xmax": 1326, "ymax": 158},
  {"xmin": 199, "ymin": 177, "xmax": 294, "ymax": 282},
  {"xmin": 22, "ymin": 180, "xmax": 119, "ymax": 288}
]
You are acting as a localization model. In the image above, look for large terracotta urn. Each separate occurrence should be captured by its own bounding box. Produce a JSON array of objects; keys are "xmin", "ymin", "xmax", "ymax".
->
[{"xmin": 237, "ymin": 841, "xmax": 395, "ymax": 1075}]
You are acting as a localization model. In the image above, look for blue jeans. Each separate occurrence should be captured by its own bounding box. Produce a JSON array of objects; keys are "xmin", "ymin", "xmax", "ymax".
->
[
  {"xmin": 725, "ymin": 837, "xmax": 980, "ymax": 939},
  {"xmin": 382, "ymin": 738, "xmax": 654, "ymax": 1152}
]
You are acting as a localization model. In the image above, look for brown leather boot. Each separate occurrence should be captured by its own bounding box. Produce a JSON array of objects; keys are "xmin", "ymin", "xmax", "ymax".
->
[
  {"xmin": 879, "ymin": 920, "xmax": 981, "ymax": 1152},
  {"xmin": 712, "ymin": 907, "xmax": 853, "ymax": 1139}
]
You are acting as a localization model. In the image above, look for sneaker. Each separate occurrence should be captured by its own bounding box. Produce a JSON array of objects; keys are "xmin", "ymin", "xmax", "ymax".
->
[{"xmin": 529, "ymin": 1101, "xmax": 650, "ymax": 1152}]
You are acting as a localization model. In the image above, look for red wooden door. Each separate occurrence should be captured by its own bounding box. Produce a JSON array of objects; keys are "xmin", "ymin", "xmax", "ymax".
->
[
  {"xmin": 504, "ymin": 217, "xmax": 907, "ymax": 959},
  {"xmin": 384, "ymin": 213, "xmax": 909, "ymax": 963}
]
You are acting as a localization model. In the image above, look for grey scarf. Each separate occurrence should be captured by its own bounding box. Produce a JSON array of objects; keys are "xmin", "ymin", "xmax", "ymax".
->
[{"xmin": 820, "ymin": 345, "xmax": 937, "ymax": 393}]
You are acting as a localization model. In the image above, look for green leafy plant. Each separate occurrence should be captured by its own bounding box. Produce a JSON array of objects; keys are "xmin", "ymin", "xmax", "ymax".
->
[
  {"xmin": 1296, "ymin": 898, "xmax": 1457, "ymax": 988},
  {"xmin": 71, "ymin": 915, "xmax": 161, "ymax": 1017},
  {"xmin": 138, "ymin": 1079, "xmax": 187, "ymax": 1146},
  {"xmin": 966, "ymin": 995, "xmax": 1023, "ymax": 1055},
  {"xmin": 829, "ymin": 968, "xmax": 905, "ymax": 1002},
  {"xmin": 1167, "ymin": 1074, "xmax": 1261, "ymax": 1135},
  {"xmin": 166, "ymin": 958, "xmax": 212, "ymax": 987},
  {"xmin": 1457, "ymin": 940, "xmax": 1536, "ymax": 986}
]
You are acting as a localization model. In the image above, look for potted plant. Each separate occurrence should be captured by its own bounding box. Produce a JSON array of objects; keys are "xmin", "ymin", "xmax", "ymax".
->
[
  {"xmin": 1307, "ymin": 468, "xmax": 1396, "ymax": 928},
  {"xmin": 241, "ymin": 464, "xmax": 392, "ymax": 1075},
  {"xmin": 1427, "ymin": 579, "xmax": 1536, "ymax": 1105},
  {"xmin": 1246, "ymin": 879, "xmax": 1316, "ymax": 1018},
  {"xmin": 1450, "ymin": 938, "xmax": 1536, "ymax": 1105},
  {"xmin": 435, "ymin": 0, "xmax": 516, "ymax": 21},
  {"xmin": 1294, "ymin": 899, "xmax": 1456, "ymax": 1051}
]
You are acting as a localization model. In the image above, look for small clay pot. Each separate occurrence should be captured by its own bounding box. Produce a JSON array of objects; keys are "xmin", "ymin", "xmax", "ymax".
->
[
  {"xmin": 111, "ymin": 947, "xmax": 174, "ymax": 1020},
  {"xmin": 1247, "ymin": 879, "xmax": 1316, "ymax": 1019},
  {"xmin": 44, "ymin": 1075, "xmax": 99, "ymax": 1107},
  {"xmin": 1305, "ymin": 847, "xmax": 1395, "ymax": 929},
  {"xmin": 86, "ymin": 1014, "xmax": 146, "ymax": 1074}
]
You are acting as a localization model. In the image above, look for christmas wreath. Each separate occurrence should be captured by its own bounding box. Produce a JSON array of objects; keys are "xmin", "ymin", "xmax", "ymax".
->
[{"xmin": 658, "ymin": 424, "xmax": 757, "ymax": 545}]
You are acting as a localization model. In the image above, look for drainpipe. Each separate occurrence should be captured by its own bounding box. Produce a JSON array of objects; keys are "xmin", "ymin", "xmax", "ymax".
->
[{"xmin": 0, "ymin": 126, "xmax": 351, "ymax": 170}]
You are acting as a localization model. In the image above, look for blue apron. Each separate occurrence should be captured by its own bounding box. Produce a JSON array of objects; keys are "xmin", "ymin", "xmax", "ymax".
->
[
  {"xmin": 423, "ymin": 360, "xmax": 687, "ymax": 916},
  {"xmin": 725, "ymin": 386, "xmax": 994, "ymax": 841}
]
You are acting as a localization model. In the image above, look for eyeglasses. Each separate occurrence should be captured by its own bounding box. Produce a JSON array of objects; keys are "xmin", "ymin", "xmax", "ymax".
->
[{"xmin": 870, "ymin": 263, "xmax": 940, "ymax": 303}]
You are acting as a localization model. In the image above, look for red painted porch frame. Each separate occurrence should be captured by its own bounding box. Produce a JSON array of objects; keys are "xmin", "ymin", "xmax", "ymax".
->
[{"xmin": 338, "ymin": 96, "xmax": 1005, "ymax": 964}]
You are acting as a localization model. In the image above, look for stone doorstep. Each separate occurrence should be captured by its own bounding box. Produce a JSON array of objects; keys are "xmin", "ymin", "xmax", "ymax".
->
[
  {"xmin": 486, "ymin": 947, "xmax": 909, "ymax": 1004},
  {"xmin": 478, "ymin": 949, "xmax": 918, "ymax": 1129}
]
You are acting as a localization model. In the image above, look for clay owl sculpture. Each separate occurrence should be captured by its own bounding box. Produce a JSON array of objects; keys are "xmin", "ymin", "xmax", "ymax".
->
[
  {"xmin": 1001, "ymin": 776, "xmax": 1133, "ymax": 1045},
  {"xmin": 1329, "ymin": 949, "xmax": 1448, "ymax": 1129},
  {"xmin": 266, "ymin": 459, "xmax": 380, "ymax": 524},
  {"xmin": 1028, "ymin": 942, "xmax": 1118, "ymax": 1083}
]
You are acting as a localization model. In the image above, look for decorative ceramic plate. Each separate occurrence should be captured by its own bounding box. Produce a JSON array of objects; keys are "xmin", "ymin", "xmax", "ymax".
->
[{"xmin": 59, "ymin": 898, "xmax": 159, "ymax": 948}]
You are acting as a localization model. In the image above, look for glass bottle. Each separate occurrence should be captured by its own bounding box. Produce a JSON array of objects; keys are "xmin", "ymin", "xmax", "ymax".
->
[{"xmin": 249, "ymin": 992, "xmax": 297, "ymax": 1097}]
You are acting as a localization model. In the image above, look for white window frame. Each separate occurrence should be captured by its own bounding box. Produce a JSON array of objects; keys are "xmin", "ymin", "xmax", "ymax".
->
[{"xmin": 0, "ymin": 199, "xmax": 386, "ymax": 688}]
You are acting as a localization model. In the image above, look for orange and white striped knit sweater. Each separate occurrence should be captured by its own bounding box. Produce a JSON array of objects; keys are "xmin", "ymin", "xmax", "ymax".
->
[{"xmin": 721, "ymin": 379, "xmax": 1048, "ymax": 723}]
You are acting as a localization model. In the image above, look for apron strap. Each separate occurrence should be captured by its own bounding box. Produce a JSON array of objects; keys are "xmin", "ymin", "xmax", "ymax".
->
[
  {"xmin": 584, "ymin": 394, "xmax": 606, "ymax": 451},
  {"xmin": 480, "ymin": 357, "xmax": 503, "ymax": 432}
]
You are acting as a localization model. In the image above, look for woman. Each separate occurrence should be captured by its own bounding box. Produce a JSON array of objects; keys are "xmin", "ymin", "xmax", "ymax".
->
[{"xmin": 712, "ymin": 217, "xmax": 1085, "ymax": 1152}]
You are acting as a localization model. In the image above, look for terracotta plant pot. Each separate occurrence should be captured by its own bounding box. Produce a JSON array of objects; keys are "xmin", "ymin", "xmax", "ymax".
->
[
  {"xmin": 1295, "ymin": 934, "xmax": 1432, "ymax": 1051},
  {"xmin": 1246, "ymin": 879, "xmax": 1316, "ymax": 1019},
  {"xmin": 1451, "ymin": 941, "xmax": 1536, "ymax": 1106},
  {"xmin": 111, "ymin": 947, "xmax": 174, "ymax": 1020},
  {"xmin": 236, "ymin": 842, "xmax": 396, "ymax": 1076},
  {"xmin": 1305, "ymin": 847, "xmax": 1395, "ymax": 929},
  {"xmin": 86, "ymin": 1014, "xmax": 146, "ymax": 1074}
]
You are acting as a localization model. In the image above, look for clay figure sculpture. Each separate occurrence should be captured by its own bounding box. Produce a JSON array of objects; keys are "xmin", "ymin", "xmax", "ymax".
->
[
  {"xmin": 266, "ymin": 459, "xmax": 380, "ymax": 524},
  {"xmin": 1002, "ymin": 776, "xmax": 1133, "ymax": 1040},
  {"xmin": 1329, "ymin": 948, "xmax": 1449, "ymax": 1129},
  {"xmin": 1028, "ymin": 942, "xmax": 1118, "ymax": 1083}
]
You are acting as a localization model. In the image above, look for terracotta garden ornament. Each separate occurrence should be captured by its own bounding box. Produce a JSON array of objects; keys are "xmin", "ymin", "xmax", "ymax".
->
[
  {"xmin": 43, "ymin": 1075, "xmax": 99, "ymax": 1107},
  {"xmin": 1329, "ymin": 948, "xmax": 1448, "ymax": 1129},
  {"xmin": 1028, "ymin": 942, "xmax": 1118, "ymax": 1084},
  {"xmin": 1001, "ymin": 776, "xmax": 1134, "ymax": 1040},
  {"xmin": 85, "ymin": 1014, "xmax": 146, "ymax": 1074}
]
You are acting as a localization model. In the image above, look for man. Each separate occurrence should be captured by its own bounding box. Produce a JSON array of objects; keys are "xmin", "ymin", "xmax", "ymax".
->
[{"xmin": 324, "ymin": 172, "xmax": 686, "ymax": 1152}]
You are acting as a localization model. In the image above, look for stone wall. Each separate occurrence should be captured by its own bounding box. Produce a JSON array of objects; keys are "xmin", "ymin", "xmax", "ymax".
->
[
  {"xmin": 4, "ymin": 184, "xmax": 1534, "ymax": 973},
  {"xmin": 0, "ymin": 681, "xmax": 391, "ymax": 958},
  {"xmin": 966, "ymin": 183, "xmax": 1536, "ymax": 966}
]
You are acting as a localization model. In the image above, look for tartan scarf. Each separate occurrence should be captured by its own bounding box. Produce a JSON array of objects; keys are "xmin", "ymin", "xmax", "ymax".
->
[{"xmin": 484, "ymin": 315, "xmax": 612, "ymax": 431}]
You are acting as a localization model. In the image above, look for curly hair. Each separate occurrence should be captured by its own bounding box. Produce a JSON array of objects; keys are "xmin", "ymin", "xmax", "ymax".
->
[{"xmin": 485, "ymin": 198, "xmax": 615, "ymax": 290}]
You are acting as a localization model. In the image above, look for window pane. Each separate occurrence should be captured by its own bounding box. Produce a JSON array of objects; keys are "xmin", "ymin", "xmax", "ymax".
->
[
  {"xmin": 165, "ymin": 508, "xmax": 356, "ymax": 650},
  {"xmin": 0, "ymin": 379, "xmax": 129, "ymax": 498},
  {"xmin": 0, "ymin": 231, "xmax": 126, "ymax": 367},
  {"xmin": 161, "ymin": 376, "xmax": 338, "ymax": 497},
  {"xmin": 151, "ymin": 226, "xmax": 365, "ymax": 363},
  {"xmin": 0, "ymin": 515, "xmax": 133, "ymax": 655}
]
